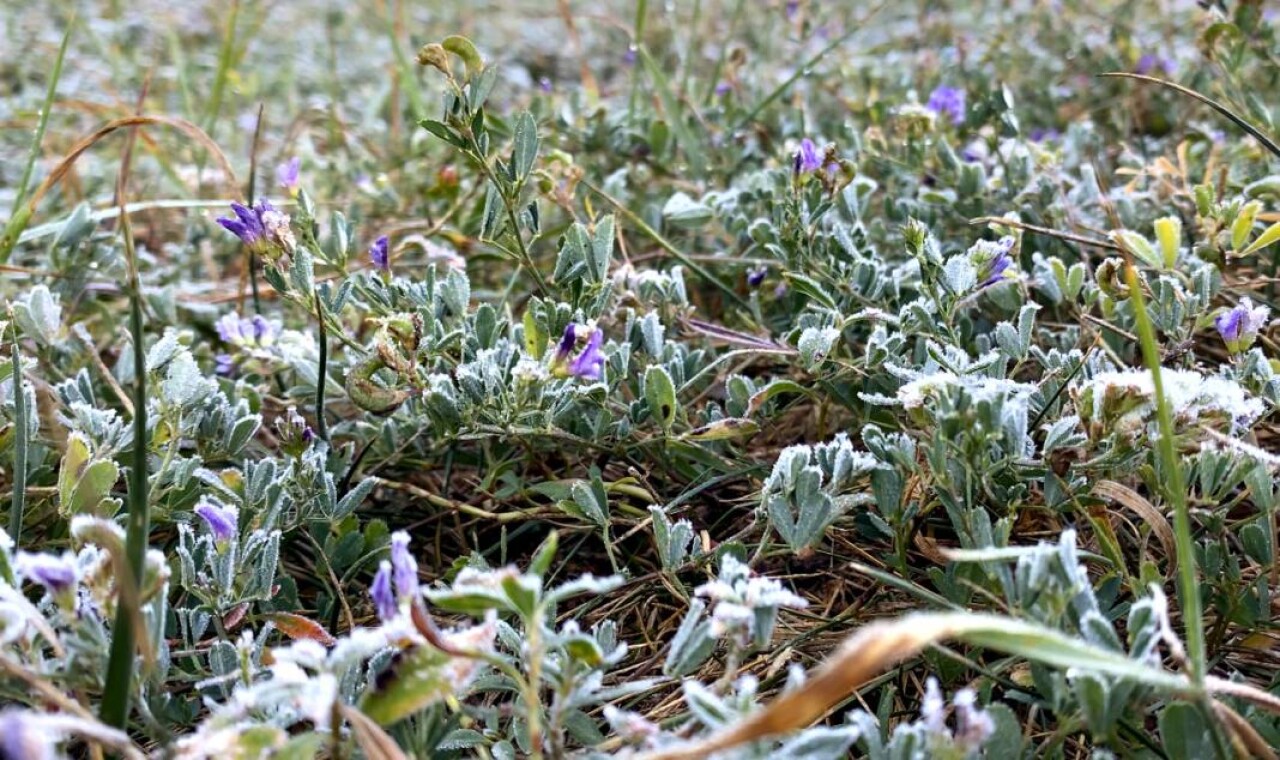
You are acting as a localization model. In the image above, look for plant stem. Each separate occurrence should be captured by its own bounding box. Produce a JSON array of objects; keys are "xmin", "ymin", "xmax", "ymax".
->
[
  {"xmin": 8, "ymin": 339, "xmax": 26, "ymax": 544},
  {"xmin": 0, "ymin": 17, "xmax": 73, "ymax": 263},
  {"xmin": 627, "ymin": 0, "xmax": 648, "ymax": 121},
  {"xmin": 315, "ymin": 296, "xmax": 331, "ymax": 442},
  {"xmin": 101, "ymin": 200, "xmax": 150, "ymax": 730},
  {"xmin": 1124, "ymin": 263, "xmax": 1230, "ymax": 757},
  {"xmin": 467, "ymin": 133, "xmax": 550, "ymax": 297},
  {"xmin": 1123, "ymin": 264, "xmax": 1203, "ymax": 677}
]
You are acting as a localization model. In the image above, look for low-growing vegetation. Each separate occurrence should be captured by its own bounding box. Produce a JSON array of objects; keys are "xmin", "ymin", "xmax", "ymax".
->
[{"xmin": 1, "ymin": 1, "xmax": 1279, "ymax": 757}]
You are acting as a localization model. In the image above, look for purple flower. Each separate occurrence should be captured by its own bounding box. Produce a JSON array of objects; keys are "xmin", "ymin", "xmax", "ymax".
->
[
  {"xmin": 747, "ymin": 268, "xmax": 767, "ymax": 288},
  {"xmin": 371, "ymin": 561, "xmax": 397, "ymax": 621},
  {"xmin": 554, "ymin": 323, "xmax": 579, "ymax": 366},
  {"xmin": 214, "ymin": 353, "xmax": 236, "ymax": 377},
  {"xmin": 1215, "ymin": 297, "xmax": 1270, "ymax": 353},
  {"xmin": 370, "ymin": 235, "xmax": 390, "ymax": 273},
  {"xmin": 794, "ymin": 138, "xmax": 823, "ymax": 175},
  {"xmin": 1028, "ymin": 127, "xmax": 1059, "ymax": 143},
  {"xmin": 715, "ymin": 81, "xmax": 731, "ymax": 96},
  {"xmin": 216, "ymin": 202, "xmax": 266, "ymax": 250},
  {"xmin": 952, "ymin": 688, "xmax": 995, "ymax": 752},
  {"xmin": 276, "ymin": 157, "xmax": 301, "ymax": 196},
  {"xmin": 569, "ymin": 329, "xmax": 606, "ymax": 381},
  {"xmin": 921, "ymin": 677, "xmax": 946, "ymax": 735},
  {"xmin": 216, "ymin": 313, "xmax": 277, "ymax": 349},
  {"xmin": 0, "ymin": 710, "xmax": 56, "ymax": 760},
  {"xmin": 623, "ymin": 48, "xmax": 637, "ymax": 66},
  {"xmin": 16, "ymin": 552, "xmax": 77, "ymax": 594},
  {"xmin": 195, "ymin": 501, "xmax": 238, "ymax": 543},
  {"xmin": 785, "ymin": 0, "xmax": 800, "ymax": 19},
  {"xmin": 538, "ymin": 77, "xmax": 553, "ymax": 93},
  {"xmin": 390, "ymin": 531, "xmax": 418, "ymax": 599},
  {"xmin": 971, "ymin": 236, "xmax": 1016, "ymax": 288},
  {"xmin": 1135, "ymin": 55, "xmax": 1173, "ymax": 76},
  {"xmin": 277, "ymin": 406, "xmax": 314, "ymax": 456},
  {"xmin": 926, "ymin": 85, "xmax": 966, "ymax": 126},
  {"xmin": 551, "ymin": 323, "xmax": 607, "ymax": 381},
  {"xmin": 216, "ymin": 200, "xmax": 294, "ymax": 255}
]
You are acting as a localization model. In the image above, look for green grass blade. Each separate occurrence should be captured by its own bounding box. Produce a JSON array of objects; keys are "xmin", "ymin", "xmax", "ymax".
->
[
  {"xmin": 0, "ymin": 18, "xmax": 74, "ymax": 264},
  {"xmin": 1100, "ymin": 72, "xmax": 1280, "ymax": 161},
  {"xmin": 638, "ymin": 46, "xmax": 706, "ymax": 175},
  {"xmin": 1122, "ymin": 261, "xmax": 1229, "ymax": 755},
  {"xmin": 8, "ymin": 340, "xmax": 26, "ymax": 544},
  {"xmin": 728, "ymin": 23, "xmax": 862, "ymax": 137},
  {"xmin": 1122, "ymin": 263, "xmax": 1203, "ymax": 678},
  {"xmin": 202, "ymin": 0, "xmax": 240, "ymax": 133},
  {"xmin": 385, "ymin": 10, "xmax": 427, "ymax": 124},
  {"xmin": 627, "ymin": 0, "xmax": 649, "ymax": 121},
  {"xmin": 100, "ymin": 204, "xmax": 150, "ymax": 730}
]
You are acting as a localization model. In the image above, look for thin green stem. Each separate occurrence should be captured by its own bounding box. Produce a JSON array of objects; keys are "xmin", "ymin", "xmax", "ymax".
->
[
  {"xmin": 582, "ymin": 179, "xmax": 749, "ymax": 310},
  {"xmin": 101, "ymin": 200, "xmax": 150, "ymax": 730},
  {"xmin": 627, "ymin": 0, "xmax": 649, "ymax": 121},
  {"xmin": 11, "ymin": 19, "xmax": 72, "ymax": 211},
  {"xmin": 1123, "ymin": 264, "xmax": 1203, "ymax": 678},
  {"xmin": 8, "ymin": 339, "xmax": 26, "ymax": 544},
  {"xmin": 315, "ymin": 296, "xmax": 331, "ymax": 442},
  {"xmin": 1124, "ymin": 263, "xmax": 1230, "ymax": 757},
  {"xmin": 203, "ymin": 0, "xmax": 240, "ymax": 133},
  {"xmin": 0, "ymin": 18, "xmax": 73, "ymax": 264},
  {"xmin": 246, "ymin": 103, "xmax": 265, "ymax": 317},
  {"xmin": 466, "ymin": 134, "xmax": 550, "ymax": 297}
]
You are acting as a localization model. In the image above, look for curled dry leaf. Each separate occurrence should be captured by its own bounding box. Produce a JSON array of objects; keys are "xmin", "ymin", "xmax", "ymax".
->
[
  {"xmin": 1092, "ymin": 480, "xmax": 1176, "ymax": 562},
  {"xmin": 341, "ymin": 704, "xmax": 410, "ymax": 760}
]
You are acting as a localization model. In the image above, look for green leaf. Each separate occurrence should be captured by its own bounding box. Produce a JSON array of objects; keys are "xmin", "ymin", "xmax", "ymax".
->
[
  {"xmin": 58, "ymin": 434, "xmax": 119, "ymax": 517},
  {"xmin": 528, "ymin": 530, "xmax": 559, "ymax": 576},
  {"xmin": 591, "ymin": 215, "xmax": 615, "ymax": 280},
  {"xmin": 1110, "ymin": 229, "xmax": 1161, "ymax": 269},
  {"xmin": 359, "ymin": 645, "xmax": 454, "ymax": 725},
  {"xmin": 1233, "ymin": 201, "xmax": 1262, "ymax": 250},
  {"xmin": 662, "ymin": 192, "xmax": 713, "ymax": 228},
  {"xmin": 500, "ymin": 573, "xmax": 540, "ymax": 619},
  {"xmin": 1240, "ymin": 220, "xmax": 1280, "ymax": 255},
  {"xmin": 1159, "ymin": 702, "xmax": 1214, "ymax": 759},
  {"xmin": 747, "ymin": 379, "xmax": 812, "ymax": 416},
  {"xmin": 441, "ymin": 35, "xmax": 484, "ymax": 78},
  {"xmin": 644, "ymin": 365, "xmax": 678, "ymax": 434},
  {"xmin": 418, "ymin": 119, "xmax": 467, "ymax": 149},
  {"xmin": 512, "ymin": 111, "xmax": 538, "ymax": 183},
  {"xmin": 782, "ymin": 272, "xmax": 837, "ymax": 310}
]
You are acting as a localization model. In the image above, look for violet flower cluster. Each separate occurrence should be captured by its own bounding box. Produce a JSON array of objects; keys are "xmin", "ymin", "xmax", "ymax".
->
[
  {"xmin": 194, "ymin": 499, "xmax": 239, "ymax": 546},
  {"xmin": 216, "ymin": 200, "xmax": 295, "ymax": 258},
  {"xmin": 276, "ymin": 157, "xmax": 301, "ymax": 197},
  {"xmin": 551, "ymin": 323, "xmax": 606, "ymax": 381},
  {"xmin": 793, "ymin": 138, "xmax": 839, "ymax": 177},
  {"xmin": 1215, "ymin": 297, "xmax": 1270, "ymax": 354},
  {"xmin": 214, "ymin": 313, "xmax": 280, "ymax": 376},
  {"xmin": 371, "ymin": 531, "xmax": 419, "ymax": 622},
  {"xmin": 926, "ymin": 85, "xmax": 966, "ymax": 126},
  {"xmin": 970, "ymin": 236, "xmax": 1016, "ymax": 289},
  {"xmin": 370, "ymin": 235, "xmax": 391, "ymax": 273}
]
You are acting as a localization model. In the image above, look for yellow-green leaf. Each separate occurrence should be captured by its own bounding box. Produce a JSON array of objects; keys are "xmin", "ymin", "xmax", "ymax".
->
[{"xmin": 1241, "ymin": 220, "xmax": 1280, "ymax": 255}]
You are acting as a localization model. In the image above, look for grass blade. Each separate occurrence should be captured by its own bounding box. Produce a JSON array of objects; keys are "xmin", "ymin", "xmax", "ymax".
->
[
  {"xmin": 1121, "ymin": 258, "xmax": 1229, "ymax": 756},
  {"xmin": 100, "ymin": 156, "xmax": 151, "ymax": 733},
  {"xmin": 0, "ymin": 18, "xmax": 73, "ymax": 263},
  {"xmin": 637, "ymin": 611, "xmax": 1195, "ymax": 760},
  {"xmin": 1099, "ymin": 72, "xmax": 1280, "ymax": 161},
  {"xmin": 7, "ymin": 338, "xmax": 26, "ymax": 544}
]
